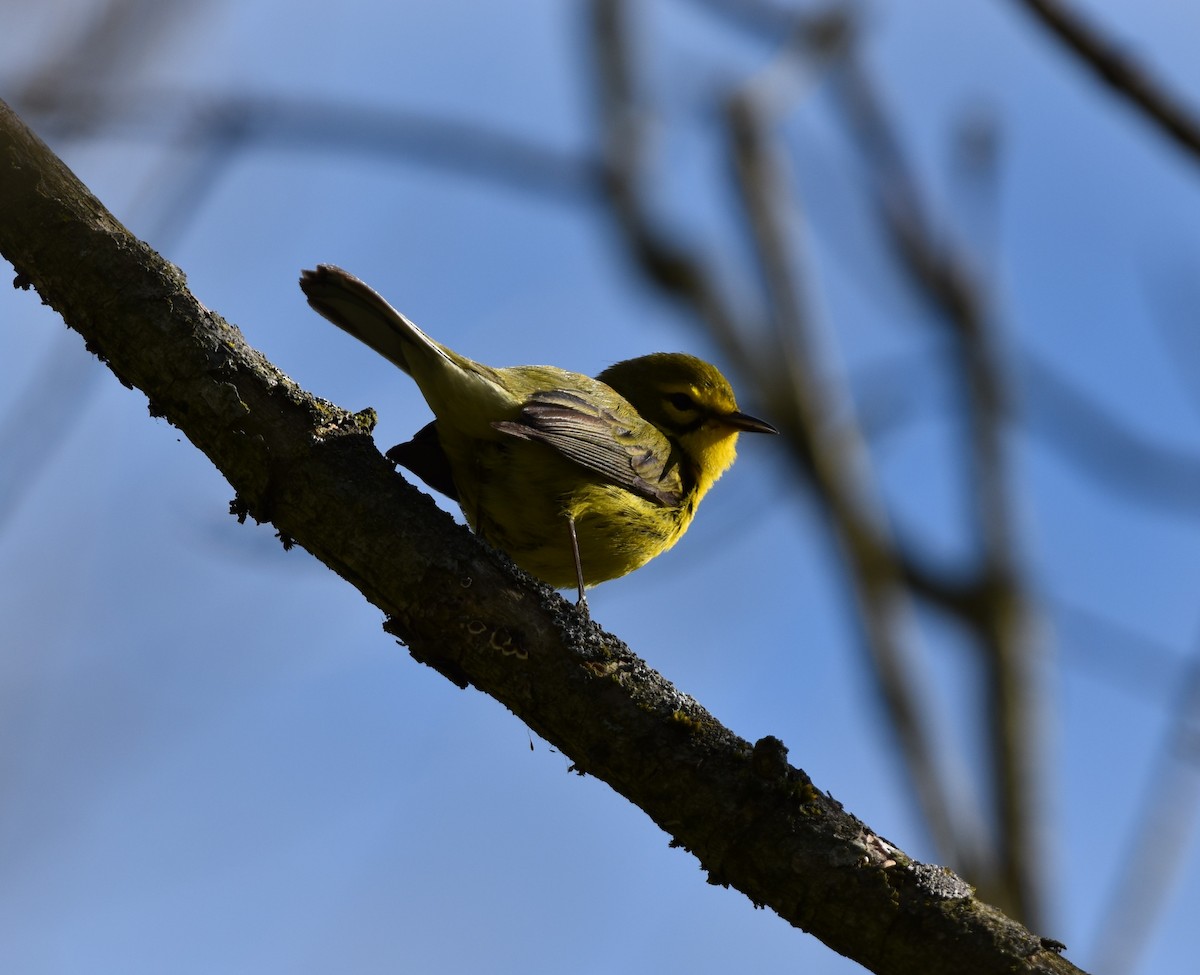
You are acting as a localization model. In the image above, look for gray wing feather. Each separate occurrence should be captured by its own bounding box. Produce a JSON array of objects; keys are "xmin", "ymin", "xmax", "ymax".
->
[{"xmin": 492, "ymin": 390, "xmax": 682, "ymax": 507}]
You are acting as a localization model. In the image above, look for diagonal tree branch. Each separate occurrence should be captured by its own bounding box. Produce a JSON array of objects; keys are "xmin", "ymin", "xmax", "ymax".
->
[{"xmin": 1, "ymin": 96, "xmax": 1086, "ymax": 975}]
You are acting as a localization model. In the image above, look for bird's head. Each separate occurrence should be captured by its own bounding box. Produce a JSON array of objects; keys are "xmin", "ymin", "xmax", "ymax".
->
[{"xmin": 597, "ymin": 353, "xmax": 777, "ymax": 498}]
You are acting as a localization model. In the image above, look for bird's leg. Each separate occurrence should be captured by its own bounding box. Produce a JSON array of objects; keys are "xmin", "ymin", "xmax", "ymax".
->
[{"xmin": 566, "ymin": 514, "xmax": 588, "ymax": 615}]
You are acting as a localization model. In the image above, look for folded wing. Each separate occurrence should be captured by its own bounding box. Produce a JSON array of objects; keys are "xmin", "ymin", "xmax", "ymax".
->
[{"xmin": 493, "ymin": 389, "xmax": 684, "ymax": 507}]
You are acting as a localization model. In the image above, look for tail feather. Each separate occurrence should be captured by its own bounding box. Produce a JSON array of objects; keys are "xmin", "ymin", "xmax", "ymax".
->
[
  {"xmin": 299, "ymin": 265, "xmax": 448, "ymax": 375},
  {"xmin": 301, "ymin": 264, "xmax": 520, "ymax": 438}
]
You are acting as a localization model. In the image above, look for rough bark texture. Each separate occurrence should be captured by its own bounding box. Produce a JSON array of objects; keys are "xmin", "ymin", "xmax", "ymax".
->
[{"xmin": 0, "ymin": 99, "xmax": 1087, "ymax": 975}]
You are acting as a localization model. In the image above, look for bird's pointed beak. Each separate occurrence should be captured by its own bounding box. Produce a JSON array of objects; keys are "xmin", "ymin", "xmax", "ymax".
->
[{"xmin": 723, "ymin": 410, "xmax": 778, "ymax": 435}]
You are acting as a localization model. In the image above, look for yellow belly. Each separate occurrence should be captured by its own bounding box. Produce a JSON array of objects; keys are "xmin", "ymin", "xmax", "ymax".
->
[{"xmin": 448, "ymin": 436, "xmax": 693, "ymax": 589}]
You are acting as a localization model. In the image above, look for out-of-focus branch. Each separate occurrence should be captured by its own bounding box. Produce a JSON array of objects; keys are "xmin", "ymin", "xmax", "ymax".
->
[
  {"xmin": 725, "ymin": 87, "xmax": 990, "ymax": 885},
  {"xmin": 592, "ymin": 0, "xmax": 1047, "ymax": 922},
  {"xmin": 588, "ymin": 0, "xmax": 993, "ymax": 884},
  {"xmin": 1008, "ymin": 0, "xmax": 1200, "ymax": 165},
  {"xmin": 16, "ymin": 89, "xmax": 599, "ymax": 204},
  {"xmin": 679, "ymin": 0, "xmax": 815, "ymax": 38},
  {"xmin": 834, "ymin": 44, "xmax": 1044, "ymax": 925},
  {"xmin": 1, "ymin": 0, "xmax": 216, "ymax": 534},
  {"xmin": 854, "ymin": 341, "xmax": 1200, "ymax": 522},
  {"xmin": 0, "ymin": 95, "xmax": 1088, "ymax": 975},
  {"xmin": 1017, "ymin": 347, "xmax": 1200, "ymax": 516},
  {"xmin": 590, "ymin": 4, "xmax": 751, "ymax": 359},
  {"xmin": 1089, "ymin": 636, "xmax": 1200, "ymax": 975},
  {"xmin": 17, "ymin": 0, "xmax": 212, "ymax": 136}
]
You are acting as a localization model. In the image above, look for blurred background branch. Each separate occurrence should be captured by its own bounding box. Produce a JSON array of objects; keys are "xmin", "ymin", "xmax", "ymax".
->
[{"xmin": 1009, "ymin": 0, "xmax": 1200, "ymax": 163}]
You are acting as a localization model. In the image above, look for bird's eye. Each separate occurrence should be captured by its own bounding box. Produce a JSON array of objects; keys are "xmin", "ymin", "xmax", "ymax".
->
[{"xmin": 666, "ymin": 392, "xmax": 697, "ymax": 412}]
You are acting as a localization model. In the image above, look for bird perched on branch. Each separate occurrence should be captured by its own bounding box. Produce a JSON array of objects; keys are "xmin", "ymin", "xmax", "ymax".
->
[{"xmin": 300, "ymin": 264, "xmax": 776, "ymax": 608}]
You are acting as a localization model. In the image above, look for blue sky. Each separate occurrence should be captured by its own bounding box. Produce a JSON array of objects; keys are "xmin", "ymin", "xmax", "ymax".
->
[{"xmin": 3, "ymin": 2, "xmax": 1200, "ymax": 973}]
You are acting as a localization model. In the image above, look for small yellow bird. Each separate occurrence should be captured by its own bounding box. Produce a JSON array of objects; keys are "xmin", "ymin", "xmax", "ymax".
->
[{"xmin": 300, "ymin": 265, "xmax": 776, "ymax": 606}]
